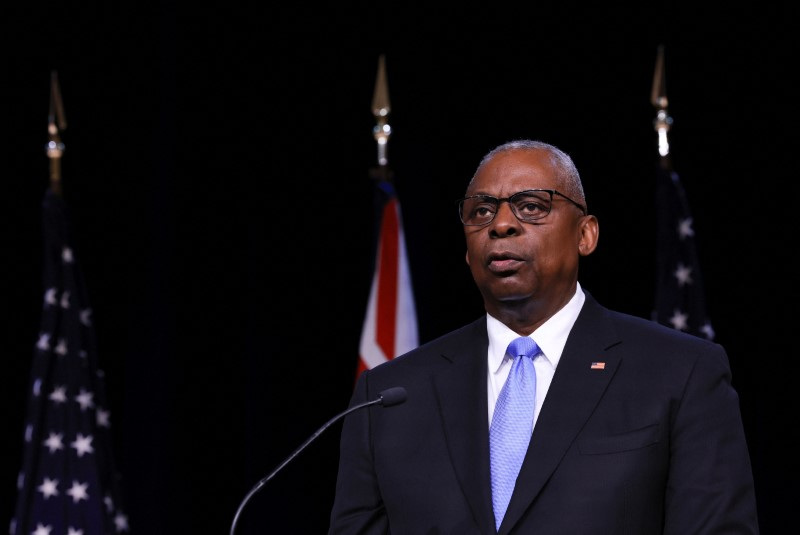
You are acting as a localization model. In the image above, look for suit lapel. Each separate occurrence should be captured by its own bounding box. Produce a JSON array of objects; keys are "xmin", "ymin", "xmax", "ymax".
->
[
  {"xmin": 500, "ymin": 294, "xmax": 622, "ymax": 534},
  {"xmin": 432, "ymin": 318, "xmax": 496, "ymax": 533}
]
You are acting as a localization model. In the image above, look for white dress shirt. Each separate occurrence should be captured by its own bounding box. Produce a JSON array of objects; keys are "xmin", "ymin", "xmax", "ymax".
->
[{"xmin": 486, "ymin": 282, "xmax": 586, "ymax": 430}]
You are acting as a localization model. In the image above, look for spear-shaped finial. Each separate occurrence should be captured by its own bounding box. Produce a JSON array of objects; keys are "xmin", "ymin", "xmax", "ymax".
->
[
  {"xmin": 651, "ymin": 45, "xmax": 673, "ymax": 165},
  {"xmin": 372, "ymin": 54, "xmax": 392, "ymax": 169},
  {"xmin": 47, "ymin": 70, "xmax": 67, "ymax": 196}
]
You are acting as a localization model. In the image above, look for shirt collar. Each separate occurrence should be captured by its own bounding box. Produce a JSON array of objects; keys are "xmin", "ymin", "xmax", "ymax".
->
[{"xmin": 487, "ymin": 282, "xmax": 586, "ymax": 373}]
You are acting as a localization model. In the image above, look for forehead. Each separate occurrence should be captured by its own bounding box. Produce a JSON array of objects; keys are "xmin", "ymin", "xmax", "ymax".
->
[{"xmin": 468, "ymin": 149, "xmax": 560, "ymax": 196}]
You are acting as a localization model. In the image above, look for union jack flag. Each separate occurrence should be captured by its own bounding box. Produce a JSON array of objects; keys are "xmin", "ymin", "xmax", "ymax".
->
[{"xmin": 356, "ymin": 178, "xmax": 419, "ymax": 377}]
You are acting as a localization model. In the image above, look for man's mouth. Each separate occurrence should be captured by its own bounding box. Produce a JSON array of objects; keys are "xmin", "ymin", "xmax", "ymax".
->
[{"xmin": 487, "ymin": 252, "xmax": 524, "ymax": 273}]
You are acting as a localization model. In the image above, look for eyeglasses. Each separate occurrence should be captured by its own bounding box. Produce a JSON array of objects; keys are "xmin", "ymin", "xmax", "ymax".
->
[{"xmin": 457, "ymin": 189, "xmax": 587, "ymax": 226}]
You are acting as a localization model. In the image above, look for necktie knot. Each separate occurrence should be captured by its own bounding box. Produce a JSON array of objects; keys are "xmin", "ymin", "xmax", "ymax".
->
[{"xmin": 507, "ymin": 336, "xmax": 538, "ymax": 360}]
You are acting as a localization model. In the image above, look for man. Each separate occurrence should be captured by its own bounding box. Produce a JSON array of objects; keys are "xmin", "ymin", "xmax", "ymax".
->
[{"xmin": 328, "ymin": 140, "xmax": 759, "ymax": 534}]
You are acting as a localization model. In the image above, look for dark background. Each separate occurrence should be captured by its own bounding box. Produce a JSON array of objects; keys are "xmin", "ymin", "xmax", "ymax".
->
[{"xmin": 4, "ymin": 3, "xmax": 796, "ymax": 534}]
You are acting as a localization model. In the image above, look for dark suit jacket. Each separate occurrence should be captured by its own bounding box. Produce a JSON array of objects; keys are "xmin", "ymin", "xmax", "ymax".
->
[{"xmin": 328, "ymin": 292, "xmax": 759, "ymax": 534}]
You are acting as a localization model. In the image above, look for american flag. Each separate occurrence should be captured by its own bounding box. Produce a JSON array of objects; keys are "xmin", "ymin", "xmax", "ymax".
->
[
  {"xmin": 356, "ymin": 179, "xmax": 419, "ymax": 377},
  {"xmin": 653, "ymin": 164, "xmax": 715, "ymax": 340},
  {"xmin": 10, "ymin": 189, "xmax": 130, "ymax": 535}
]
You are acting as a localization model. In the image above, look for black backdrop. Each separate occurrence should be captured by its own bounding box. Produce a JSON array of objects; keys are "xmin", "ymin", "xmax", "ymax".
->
[{"xmin": 4, "ymin": 3, "xmax": 796, "ymax": 534}]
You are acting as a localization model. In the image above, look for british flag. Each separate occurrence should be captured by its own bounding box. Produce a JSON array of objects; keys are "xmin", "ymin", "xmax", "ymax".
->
[{"xmin": 356, "ymin": 179, "xmax": 419, "ymax": 377}]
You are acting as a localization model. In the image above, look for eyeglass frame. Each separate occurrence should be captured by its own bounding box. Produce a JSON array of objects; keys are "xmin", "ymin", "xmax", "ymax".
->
[{"xmin": 456, "ymin": 188, "xmax": 587, "ymax": 226}]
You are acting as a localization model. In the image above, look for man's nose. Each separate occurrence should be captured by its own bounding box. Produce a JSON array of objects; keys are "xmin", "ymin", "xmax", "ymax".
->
[{"xmin": 490, "ymin": 201, "xmax": 520, "ymax": 233}]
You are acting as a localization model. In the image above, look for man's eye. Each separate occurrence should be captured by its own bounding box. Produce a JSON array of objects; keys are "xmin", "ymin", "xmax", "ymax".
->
[
  {"xmin": 475, "ymin": 205, "xmax": 496, "ymax": 216},
  {"xmin": 515, "ymin": 201, "xmax": 546, "ymax": 214}
]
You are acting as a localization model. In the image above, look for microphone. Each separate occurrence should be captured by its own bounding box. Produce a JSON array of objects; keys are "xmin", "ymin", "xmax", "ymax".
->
[{"xmin": 229, "ymin": 386, "xmax": 407, "ymax": 535}]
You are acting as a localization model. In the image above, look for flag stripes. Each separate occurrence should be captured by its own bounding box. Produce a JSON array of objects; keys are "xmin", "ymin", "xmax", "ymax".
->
[{"xmin": 357, "ymin": 186, "xmax": 418, "ymax": 377}]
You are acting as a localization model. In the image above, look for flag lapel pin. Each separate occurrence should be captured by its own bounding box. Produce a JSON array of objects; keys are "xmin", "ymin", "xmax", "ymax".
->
[{"xmin": 590, "ymin": 362, "xmax": 606, "ymax": 370}]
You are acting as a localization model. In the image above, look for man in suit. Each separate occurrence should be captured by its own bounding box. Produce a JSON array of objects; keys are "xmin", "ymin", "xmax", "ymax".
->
[{"xmin": 328, "ymin": 140, "xmax": 759, "ymax": 534}]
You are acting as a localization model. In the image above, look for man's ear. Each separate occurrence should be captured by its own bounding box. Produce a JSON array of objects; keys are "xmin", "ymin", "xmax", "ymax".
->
[
  {"xmin": 465, "ymin": 250, "xmax": 471, "ymax": 266},
  {"xmin": 577, "ymin": 215, "xmax": 599, "ymax": 256}
]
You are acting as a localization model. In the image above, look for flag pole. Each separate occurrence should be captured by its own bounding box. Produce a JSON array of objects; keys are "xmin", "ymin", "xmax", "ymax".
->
[
  {"xmin": 651, "ymin": 44, "xmax": 673, "ymax": 170},
  {"xmin": 11, "ymin": 70, "xmax": 132, "ymax": 534},
  {"xmin": 356, "ymin": 54, "xmax": 419, "ymax": 377},
  {"xmin": 650, "ymin": 44, "xmax": 716, "ymax": 341},
  {"xmin": 370, "ymin": 54, "xmax": 393, "ymax": 183},
  {"xmin": 46, "ymin": 70, "xmax": 67, "ymax": 197}
]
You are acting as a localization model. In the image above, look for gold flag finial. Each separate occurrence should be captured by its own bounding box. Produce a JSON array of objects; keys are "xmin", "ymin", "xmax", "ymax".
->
[
  {"xmin": 372, "ymin": 54, "xmax": 392, "ymax": 169},
  {"xmin": 651, "ymin": 45, "xmax": 673, "ymax": 163},
  {"xmin": 47, "ymin": 70, "xmax": 67, "ymax": 195},
  {"xmin": 372, "ymin": 54, "xmax": 391, "ymax": 119},
  {"xmin": 650, "ymin": 44, "xmax": 667, "ymax": 109}
]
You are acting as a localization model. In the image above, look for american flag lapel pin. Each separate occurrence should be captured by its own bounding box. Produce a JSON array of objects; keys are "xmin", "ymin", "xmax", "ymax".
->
[{"xmin": 590, "ymin": 361, "xmax": 606, "ymax": 370}]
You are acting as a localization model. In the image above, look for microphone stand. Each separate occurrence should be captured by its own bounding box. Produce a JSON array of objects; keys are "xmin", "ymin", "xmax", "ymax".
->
[{"xmin": 229, "ymin": 388, "xmax": 406, "ymax": 535}]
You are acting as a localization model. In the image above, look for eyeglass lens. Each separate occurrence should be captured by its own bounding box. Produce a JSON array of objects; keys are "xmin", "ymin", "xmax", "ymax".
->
[{"xmin": 460, "ymin": 190, "xmax": 553, "ymax": 225}]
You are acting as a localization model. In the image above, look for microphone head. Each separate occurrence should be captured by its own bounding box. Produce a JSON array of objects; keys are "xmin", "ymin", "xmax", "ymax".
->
[{"xmin": 378, "ymin": 387, "xmax": 407, "ymax": 407}]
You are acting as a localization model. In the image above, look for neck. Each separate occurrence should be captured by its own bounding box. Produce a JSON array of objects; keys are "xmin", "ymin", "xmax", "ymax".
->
[{"xmin": 486, "ymin": 282, "xmax": 577, "ymax": 336}]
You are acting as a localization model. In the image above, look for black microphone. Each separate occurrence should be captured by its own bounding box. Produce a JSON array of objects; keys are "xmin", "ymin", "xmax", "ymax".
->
[{"xmin": 229, "ymin": 386, "xmax": 407, "ymax": 535}]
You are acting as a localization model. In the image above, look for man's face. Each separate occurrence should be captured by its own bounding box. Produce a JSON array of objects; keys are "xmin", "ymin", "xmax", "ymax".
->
[{"xmin": 463, "ymin": 149, "xmax": 586, "ymax": 315}]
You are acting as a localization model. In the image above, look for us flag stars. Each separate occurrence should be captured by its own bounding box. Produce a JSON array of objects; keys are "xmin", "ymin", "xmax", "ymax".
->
[
  {"xmin": 71, "ymin": 433, "xmax": 94, "ymax": 457},
  {"xmin": 677, "ymin": 216, "xmax": 694, "ymax": 240},
  {"xmin": 11, "ymin": 190, "xmax": 131, "ymax": 533},
  {"xmin": 673, "ymin": 262, "xmax": 693, "ymax": 287},
  {"xmin": 66, "ymin": 481, "xmax": 90, "ymax": 504},
  {"xmin": 43, "ymin": 432, "xmax": 64, "ymax": 453},
  {"xmin": 37, "ymin": 478, "xmax": 59, "ymax": 499},
  {"xmin": 654, "ymin": 165, "xmax": 714, "ymax": 341}
]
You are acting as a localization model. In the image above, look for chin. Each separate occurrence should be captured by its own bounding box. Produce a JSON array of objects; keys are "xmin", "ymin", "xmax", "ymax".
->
[{"xmin": 484, "ymin": 282, "xmax": 534, "ymax": 303}]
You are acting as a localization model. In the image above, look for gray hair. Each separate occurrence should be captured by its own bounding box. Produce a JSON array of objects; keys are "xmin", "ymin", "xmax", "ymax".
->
[{"xmin": 469, "ymin": 139, "xmax": 586, "ymax": 210}]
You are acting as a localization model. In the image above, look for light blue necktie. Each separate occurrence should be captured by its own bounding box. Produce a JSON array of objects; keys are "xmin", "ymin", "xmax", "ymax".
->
[{"xmin": 490, "ymin": 336, "xmax": 539, "ymax": 531}]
